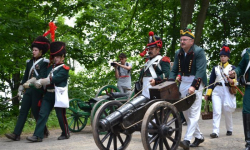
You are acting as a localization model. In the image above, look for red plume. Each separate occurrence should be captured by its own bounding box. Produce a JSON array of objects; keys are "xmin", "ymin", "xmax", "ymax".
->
[
  {"xmin": 43, "ymin": 22, "xmax": 57, "ymax": 42},
  {"xmin": 149, "ymin": 31, "xmax": 154, "ymax": 36},
  {"xmin": 140, "ymin": 48, "xmax": 148, "ymax": 57},
  {"xmin": 221, "ymin": 46, "xmax": 230, "ymax": 52}
]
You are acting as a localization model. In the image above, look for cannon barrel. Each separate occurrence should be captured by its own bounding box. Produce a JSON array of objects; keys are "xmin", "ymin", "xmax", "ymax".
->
[{"xmin": 98, "ymin": 95, "xmax": 148, "ymax": 131}]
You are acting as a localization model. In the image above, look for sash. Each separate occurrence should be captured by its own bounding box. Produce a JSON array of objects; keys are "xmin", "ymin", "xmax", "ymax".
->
[
  {"xmin": 144, "ymin": 55, "xmax": 162, "ymax": 78},
  {"xmin": 28, "ymin": 58, "xmax": 44, "ymax": 78}
]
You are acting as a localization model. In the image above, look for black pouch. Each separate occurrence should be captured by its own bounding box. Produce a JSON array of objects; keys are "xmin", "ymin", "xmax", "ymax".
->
[
  {"xmin": 239, "ymin": 75, "xmax": 246, "ymax": 86},
  {"xmin": 134, "ymin": 81, "xmax": 142, "ymax": 94}
]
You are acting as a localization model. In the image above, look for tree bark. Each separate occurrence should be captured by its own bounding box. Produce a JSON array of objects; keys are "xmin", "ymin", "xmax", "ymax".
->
[
  {"xmin": 180, "ymin": 0, "xmax": 195, "ymax": 29},
  {"xmin": 195, "ymin": 0, "xmax": 210, "ymax": 46}
]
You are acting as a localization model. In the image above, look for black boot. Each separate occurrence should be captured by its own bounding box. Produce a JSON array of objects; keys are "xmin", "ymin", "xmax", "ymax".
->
[
  {"xmin": 243, "ymin": 113, "xmax": 250, "ymax": 150},
  {"xmin": 26, "ymin": 136, "xmax": 42, "ymax": 142},
  {"xmin": 5, "ymin": 133, "xmax": 20, "ymax": 141},
  {"xmin": 179, "ymin": 140, "xmax": 190, "ymax": 150},
  {"xmin": 190, "ymin": 135, "xmax": 204, "ymax": 147}
]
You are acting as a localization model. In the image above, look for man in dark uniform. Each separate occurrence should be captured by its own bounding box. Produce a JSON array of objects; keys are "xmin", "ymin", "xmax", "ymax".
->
[
  {"xmin": 229, "ymin": 48, "xmax": 250, "ymax": 150},
  {"xmin": 169, "ymin": 25, "xmax": 207, "ymax": 150},
  {"xmin": 27, "ymin": 41, "xmax": 70, "ymax": 142},
  {"xmin": 98, "ymin": 31, "xmax": 170, "ymax": 132},
  {"xmin": 139, "ymin": 31, "xmax": 170, "ymax": 95},
  {"xmin": 5, "ymin": 36, "xmax": 50, "ymax": 141}
]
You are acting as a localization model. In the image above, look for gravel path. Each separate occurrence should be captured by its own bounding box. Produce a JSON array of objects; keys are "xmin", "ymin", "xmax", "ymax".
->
[{"xmin": 0, "ymin": 108, "xmax": 246, "ymax": 150}]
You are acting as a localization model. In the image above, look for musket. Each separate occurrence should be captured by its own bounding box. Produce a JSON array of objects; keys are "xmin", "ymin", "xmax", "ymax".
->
[{"xmin": 0, "ymin": 95, "xmax": 19, "ymax": 105}]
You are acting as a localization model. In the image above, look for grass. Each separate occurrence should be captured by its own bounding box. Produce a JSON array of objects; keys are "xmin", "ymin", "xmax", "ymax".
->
[{"xmin": 0, "ymin": 110, "xmax": 60, "ymax": 137}]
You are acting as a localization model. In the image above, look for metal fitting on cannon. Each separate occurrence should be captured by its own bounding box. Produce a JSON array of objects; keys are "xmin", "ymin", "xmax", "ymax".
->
[{"xmin": 98, "ymin": 95, "xmax": 149, "ymax": 131}]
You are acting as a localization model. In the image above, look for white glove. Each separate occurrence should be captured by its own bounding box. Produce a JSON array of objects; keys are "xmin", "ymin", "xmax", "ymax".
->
[
  {"xmin": 34, "ymin": 79, "xmax": 42, "ymax": 89},
  {"xmin": 40, "ymin": 77, "xmax": 50, "ymax": 86},
  {"xmin": 23, "ymin": 82, "xmax": 30, "ymax": 88},
  {"xmin": 17, "ymin": 85, "xmax": 24, "ymax": 100},
  {"xmin": 26, "ymin": 77, "xmax": 36, "ymax": 84}
]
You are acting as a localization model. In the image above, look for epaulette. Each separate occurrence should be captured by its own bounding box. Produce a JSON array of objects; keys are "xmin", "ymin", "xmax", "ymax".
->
[
  {"xmin": 161, "ymin": 56, "xmax": 170, "ymax": 63},
  {"xmin": 26, "ymin": 59, "xmax": 30, "ymax": 63},
  {"xmin": 43, "ymin": 58, "xmax": 49, "ymax": 63},
  {"xmin": 63, "ymin": 65, "xmax": 70, "ymax": 70},
  {"xmin": 241, "ymin": 48, "xmax": 247, "ymax": 57}
]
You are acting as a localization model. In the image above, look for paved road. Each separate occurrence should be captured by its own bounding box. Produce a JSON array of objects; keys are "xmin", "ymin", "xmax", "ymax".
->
[{"xmin": 0, "ymin": 108, "xmax": 246, "ymax": 150}]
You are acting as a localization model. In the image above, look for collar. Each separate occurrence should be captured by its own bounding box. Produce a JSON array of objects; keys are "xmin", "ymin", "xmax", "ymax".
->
[
  {"xmin": 220, "ymin": 61, "xmax": 229, "ymax": 68},
  {"xmin": 55, "ymin": 63, "xmax": 64, "ymax": 67},
  {"xmin": 149, "ymin": 54, "xmax": 161, "ymax": 60},
  {"xmin": 33, "ymin": 56, "xmax": 42, "ymax": 61},
  {"xmin": 181, "ymin": 45, "xmax": 194, "ymax": 53}
]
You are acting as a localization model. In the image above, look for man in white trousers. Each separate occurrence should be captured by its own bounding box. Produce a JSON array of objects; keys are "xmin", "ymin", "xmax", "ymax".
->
[
  {"xmin": 169, "ymin": 25, "xmax": 207, "ymax": 150},
  {"xmin": 205, "ymin": 44, "xmax": 236, "ymax": 138}
]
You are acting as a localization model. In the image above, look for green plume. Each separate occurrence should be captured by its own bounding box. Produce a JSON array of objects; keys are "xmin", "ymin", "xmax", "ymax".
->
[{"xmin": 187, "ymin": 24, "xmax": 193, "ymax": 30}]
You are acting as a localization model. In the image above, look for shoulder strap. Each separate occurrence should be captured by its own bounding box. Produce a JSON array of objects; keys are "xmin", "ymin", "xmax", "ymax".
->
[{"xmin": 28, "ymin": 58, "xmax": 44, "ymax": 78}]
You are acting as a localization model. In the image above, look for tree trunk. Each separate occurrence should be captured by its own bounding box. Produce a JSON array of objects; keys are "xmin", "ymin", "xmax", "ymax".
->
[
  {"xmin": 180, "ymin": 0, "xmax": 195, "ymax": 29},
  {"xmin": 195, "ymin": 0, "xmax": 210, "ymax": 46},
  {"xmin": 11, "ymin": 72, "xmax": 21, "ymax": 107}
]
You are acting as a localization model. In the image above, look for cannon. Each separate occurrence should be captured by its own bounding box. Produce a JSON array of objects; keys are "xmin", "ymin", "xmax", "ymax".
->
[
  {"xmin": 92, "ymin": 81, "xmax": 196, "ymax": 150},
  {"xmin": 66, "ymin": 85, "xmax": 134, "ymax": 132}
]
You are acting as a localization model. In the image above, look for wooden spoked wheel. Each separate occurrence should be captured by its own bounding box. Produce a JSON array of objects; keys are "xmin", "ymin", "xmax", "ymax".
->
[
  {"xmin": 90, "ymin": 99, "xmax": 108, "ymax": 127},
  {"xmin": 92, "ymin": 101, "xmax": 132, "ymax": 150},
  {"xmin": 66, "ymin": 99, "xmax": 88, "ymax": 132},
  {"xmin": 141, "ymin": 101, "xmax": 182, "ymax": 150},
  {"xmin": 95, "ymin": 85, "xmax": 120, "ymax": 97}
]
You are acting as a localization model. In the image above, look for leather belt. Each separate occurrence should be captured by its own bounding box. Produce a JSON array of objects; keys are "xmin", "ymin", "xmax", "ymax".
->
[
  {"xmin": 216, "ymin": 82, "xmax": 229, "ymax": 86},
  {"xmin": 47, "ymin": 89, "xmax": 55, "ymax": 92}
]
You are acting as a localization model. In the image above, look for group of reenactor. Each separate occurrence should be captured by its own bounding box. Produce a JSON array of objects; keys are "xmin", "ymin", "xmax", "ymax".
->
[
  {"xmin": 126, "ymin": 25, "xmax": 249, "ymax": 150},
  {"xmin": 4, "ymin": 23, "xmax": 250, "ymax": 150},
  {"xmin": 5, "ymin": 25, "xmax": 70, "ymax": 142}
]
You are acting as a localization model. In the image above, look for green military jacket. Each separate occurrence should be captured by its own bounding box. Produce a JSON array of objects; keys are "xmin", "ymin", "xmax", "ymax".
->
[
  {"xmin": 46, "ymin": 64, "xmax": 70, "ymax": 89},
  {"xmin": 21, "ymin": 57, "xmax": 49, "ymax": 84},
  {"xmin": 235, "ymin": 48, "xmax": 250, "ymax": 83},
  {"xmin": 139, "ymin": 55, "xmax": 170, "ymax": 85},
  {"xmin": 169, "ymin": 44, "xmax": 207, "ymax": 89}
]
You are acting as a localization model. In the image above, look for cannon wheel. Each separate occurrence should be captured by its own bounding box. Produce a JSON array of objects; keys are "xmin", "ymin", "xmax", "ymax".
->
[
  {"xmin": 141, "ymin": 101, "xmax": 182, "ymax": 150},
  {"xmin": 95, "ymin": 85, "xmax": 120, "ymax": 97},
  {"xmin": 90, "ymin": 99, "xmax": 109, "ymax": 126},
  {"xmin": 67, "ymin": 98, "xmax": 88, "ymax": 132},
  {"xmin": 92, "ymin": 101, "xmax": 132, "ymax": 150}
]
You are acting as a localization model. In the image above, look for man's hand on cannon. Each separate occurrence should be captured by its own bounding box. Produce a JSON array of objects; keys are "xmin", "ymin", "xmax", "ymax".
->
[
  {"xmin": 176, "ymin": 75, "xmax": 181, "ymax": 83},
  {"xmin": 149, "ymin": 79, "xmax": 155, "ymax": 86},
  {"xmin": 188, "ymin": 86, "xmax": 195, "ymax": 95}
]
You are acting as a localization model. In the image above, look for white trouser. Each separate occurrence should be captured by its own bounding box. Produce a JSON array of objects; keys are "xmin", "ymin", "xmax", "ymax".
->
[
  {"xmin": 180, "ymin": 76, "xmax": 204, "ymax": 142},
  {"xmin": 212, "ymin": 86, "xmax": 234, "ymax": 136}
]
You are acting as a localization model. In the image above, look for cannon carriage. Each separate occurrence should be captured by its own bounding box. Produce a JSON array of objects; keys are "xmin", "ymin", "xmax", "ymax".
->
[
  {"xmin": 66, "ymin": 85, "xmax": 134, "ymax": 132},
  {"xmin": 92, "ymin": 81, "xmax": 196, "ymax": 150}
]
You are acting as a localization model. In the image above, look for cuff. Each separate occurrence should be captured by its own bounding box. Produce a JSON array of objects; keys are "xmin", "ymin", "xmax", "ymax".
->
[
  {"xmin": 191, "ymin": 78, "xmax": 202, "ymax": 90},
  {"xmin": 154, "ymin": 77, "xmax": 168, "ymax": 85},
  {"xmin": 230, "ymin": 79, "xmax": 237, "ymax": 86},
  {"xmin": 206, "ymin": 89, "xmax": 212, "ymax": 96}
]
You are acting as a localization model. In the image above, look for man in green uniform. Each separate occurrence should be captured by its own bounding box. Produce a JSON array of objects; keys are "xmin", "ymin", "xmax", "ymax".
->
[
  {"xmin": 139, "ymin": 31, "xmax": 170, "ymax": 95},
  {"xmin": 27, "ymin": 41, "xmax": 70, "ymax": 142},
  {"xmin": 5, "ymin": 36, "xmax": 50, "ymax": 141},
  {"xmin": 229, "ymin": 48, "xmax": 250, "ymax": 150},
  {"xmin": 169, "ymin": 25, "xmax": 207, "ymax": 150}
]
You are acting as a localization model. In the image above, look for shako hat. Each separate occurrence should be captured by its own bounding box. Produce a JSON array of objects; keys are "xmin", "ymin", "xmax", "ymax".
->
[
  {"xmin": 50, "ymin": 41, "xmax": 66, "ymax": 57},
  {"xmin": 31, "ymin": 36, "xmax": 50, "ymax": 55},
  {"xmin": 140, "ymin": 31, "xmax": 162, "ymax": 57},
  {"xmin": 147, "ymin": 31, "xmax": 162, "ymax": 48},
  {"xmin": 220, "ymin": 44, "xmax": 230, "ymax": 57},
  {"xmin": 180, "ymin": 24, "xmax": 195, "ymax": 39}
]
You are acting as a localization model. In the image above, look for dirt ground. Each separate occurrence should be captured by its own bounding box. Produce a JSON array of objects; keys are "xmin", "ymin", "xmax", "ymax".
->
[{"xmin": 0, "ymin": 108, "xmax": 246, "ymax": 150}]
